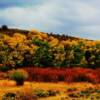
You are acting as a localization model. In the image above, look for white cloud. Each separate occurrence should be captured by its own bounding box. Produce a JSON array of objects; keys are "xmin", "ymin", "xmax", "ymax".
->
[
  {"xmin": 0, "ymin": 0, "xmax": 64, "ymax": 30},
  {"xmin": 0, "ymin": 0, "xmax": 100, "ymax": 40}
]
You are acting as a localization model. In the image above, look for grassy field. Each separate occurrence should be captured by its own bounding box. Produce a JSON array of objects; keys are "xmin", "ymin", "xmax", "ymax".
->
[{"xmin": 0, "ymin": 80, "xmax": 100, "ymax": 100}]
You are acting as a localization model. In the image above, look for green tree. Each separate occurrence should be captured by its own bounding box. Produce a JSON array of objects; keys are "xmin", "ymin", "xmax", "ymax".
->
[{"xmin": 32, "ymin": 38, "xmax": 53, "ymax": 67}]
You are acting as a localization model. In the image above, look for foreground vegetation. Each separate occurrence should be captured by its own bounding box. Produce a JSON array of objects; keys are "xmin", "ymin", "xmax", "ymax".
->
[
  {"xmin": 0, "ymin": 67, "xmax": 100, "ymax": 84},
  {"xmin": 0, "ymin": 81, "xmax": 100, "ymax": 100}
]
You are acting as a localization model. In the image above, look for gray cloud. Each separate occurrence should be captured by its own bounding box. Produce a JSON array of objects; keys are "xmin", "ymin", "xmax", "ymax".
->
[{"xmin": 0, "ymin": 0, "xmax": 44, "ymax": 8}]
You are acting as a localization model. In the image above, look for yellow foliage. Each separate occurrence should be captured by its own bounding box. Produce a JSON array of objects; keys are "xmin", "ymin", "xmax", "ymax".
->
[
  {"xmin": 13, "ymin": 33, "xmax": 26, "ymax": 40},
  {"xmin": 40, "ymin": 32, "xmax": 48, "ymax": 39},
  {"xmin": 2, "ymin": 34, "xmax": 10, "ymax": 41},
  {"xmin": 30, "ymin": 29, "xmax": 40, "ymax": 35},
  {"xmin": 49, "ymin": 37, "xmax": 59, "ymax": 47},
  {"xmin": 31, "ymin": 44, "xmax": 39, "ymax": 50}
]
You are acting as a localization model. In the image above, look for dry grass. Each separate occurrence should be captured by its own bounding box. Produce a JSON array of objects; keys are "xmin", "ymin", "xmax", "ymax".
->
[{"xmin": 0, "ymin": 80, "xmax": 100, "ymax": 100}]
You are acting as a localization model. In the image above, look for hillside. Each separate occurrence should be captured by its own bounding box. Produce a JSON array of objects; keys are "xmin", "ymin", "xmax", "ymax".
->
[
  {"xmin": 0, "ymin": 26, "xmax": 100, "ymax": 100},
  {"xmin": 0, "ymin": 26, "xmax": 89, "ymax": 41},
  {"xmin": 0, "ymin": 26, "xmax": 100, "ymax": 68}
]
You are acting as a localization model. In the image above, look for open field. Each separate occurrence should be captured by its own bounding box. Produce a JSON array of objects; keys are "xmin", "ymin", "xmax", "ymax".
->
[{"xmin": 0, "ymin": 80, "xmax": 100, "ymax": 100}]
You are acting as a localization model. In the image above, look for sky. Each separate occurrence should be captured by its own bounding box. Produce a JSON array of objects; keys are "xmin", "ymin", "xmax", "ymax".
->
[{"xmin": 0, "ymin": 0, "xmax": 100, "ymax": 40}]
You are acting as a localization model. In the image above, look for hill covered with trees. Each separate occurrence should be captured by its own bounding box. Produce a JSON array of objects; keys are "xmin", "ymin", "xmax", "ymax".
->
[{"xmin": 0, "ymin": 25, "xmax": 100, "ymax": 69}]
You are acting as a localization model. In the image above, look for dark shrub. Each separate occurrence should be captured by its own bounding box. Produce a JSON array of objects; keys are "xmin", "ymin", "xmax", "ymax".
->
[
  {"xmin": 9, "ymin": 69, "xmax": 28, "ymax": 86},
  {"xmin": 1, "ymin": 25, "xmax": 8, "ymax": 30},
  {"xmin": 0, "ymin": 66, "xmax": 10, "ymax": 72},
  {"xmin": 47, "ymin": 90, "xmax": 59, "ymax": 96},
  {"xmin": 2, "ymin": 92, "xmax": 16, "ymax": 100},
  {"xmin": 67, "ymin": 88, "xmax": 77, "ymax": 92},
  {"xmin": 16, "ymin": 92, "xmax": 38, "ymax": 100},
  {"xmin": 33, "ymin": 89, "xmax": 49, "ymax": 97}
]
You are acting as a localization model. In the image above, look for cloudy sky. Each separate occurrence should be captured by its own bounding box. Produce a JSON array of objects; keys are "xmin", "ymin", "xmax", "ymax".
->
[{"xmin": 0, "ymin": 0, "xmax": 100, "ymax": 40}]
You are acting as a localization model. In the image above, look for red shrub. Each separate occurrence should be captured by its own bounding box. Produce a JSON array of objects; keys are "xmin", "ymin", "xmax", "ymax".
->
[
  {"xmin": 23, "ymin": 67, "xmax": 100, "ymax": 83},
  {"xmin": 95, "ymin": 68, "xmax": 100, "ymax": 83}
]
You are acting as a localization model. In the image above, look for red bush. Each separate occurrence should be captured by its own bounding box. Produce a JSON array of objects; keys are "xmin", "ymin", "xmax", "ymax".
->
[
  {"xmin": 23, "ymin": 67, "xmax": 100, "ymax": 83},
  {"xmin": 95, "ymin": 68, "xmax": 100, "ymax": 83}
]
